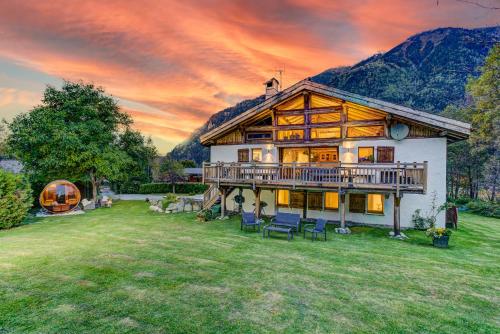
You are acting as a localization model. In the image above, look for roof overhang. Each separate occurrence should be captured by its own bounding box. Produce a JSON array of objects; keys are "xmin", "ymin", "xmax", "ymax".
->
[{"xmin": 200, "ymin": 79, "xmax": 471, "ymax": 145}]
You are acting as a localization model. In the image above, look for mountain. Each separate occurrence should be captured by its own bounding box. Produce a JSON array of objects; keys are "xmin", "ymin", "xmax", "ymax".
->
[{"xmin": 168, "ymin": 26, "xmax": 500, "ymax": 165}]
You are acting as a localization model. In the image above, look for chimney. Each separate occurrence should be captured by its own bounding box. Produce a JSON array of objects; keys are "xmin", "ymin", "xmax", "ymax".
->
[{"xmin": 264, "ymin": 78, "xmax": 279, "ymax": 99}]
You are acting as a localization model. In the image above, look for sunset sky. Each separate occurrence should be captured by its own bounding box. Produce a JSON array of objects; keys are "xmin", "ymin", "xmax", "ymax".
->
[{"xmin": 0, "ymin": 0, "xmax": 497, "ymax": 153}]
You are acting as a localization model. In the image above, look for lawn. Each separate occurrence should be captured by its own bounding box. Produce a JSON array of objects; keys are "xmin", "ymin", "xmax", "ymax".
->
[{"xmin": 0, "ymin": 201, "xmax": 498, "ymax": 333}]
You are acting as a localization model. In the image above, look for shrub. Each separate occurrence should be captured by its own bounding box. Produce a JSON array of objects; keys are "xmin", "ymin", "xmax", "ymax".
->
[
  {"xmin": 411, "ymin": 209, "xmax": 435, "ymax": 230},
  {"xmin": 465, "ymin": 200, "xmax": 500, "ymax": 218},
  {"xmin": 161, "ymin": 194, "xmax": 178, "ymax": 209},
  {"xmin": 139, "ymin": 183, "xmax": 208, "ymax": 194},
  {"xmin": 0, "ymin": 170, "xmax": 32, "ymax": 229}
]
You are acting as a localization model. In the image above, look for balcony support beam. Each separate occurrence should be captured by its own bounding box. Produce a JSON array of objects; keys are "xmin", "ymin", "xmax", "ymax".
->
[
  {"xmin": 253, "ymin": 188, "xmax": 262, "ymax": 218},
  {"xmin": 220, "ymin": 187, "xmax": 227, "ymax": 218},
  {"xmin": 393, "ymin": 194, "xmax": 401, "ymax": 236},
  {"xmin": 340, "ymin": 192, "xmax": 346, "ymax": 229}
]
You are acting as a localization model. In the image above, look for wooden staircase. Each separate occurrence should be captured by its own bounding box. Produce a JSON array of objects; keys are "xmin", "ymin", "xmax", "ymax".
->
[{"xmin": 203, "ymin": 184, "xmax": 220, "ymax": 210}]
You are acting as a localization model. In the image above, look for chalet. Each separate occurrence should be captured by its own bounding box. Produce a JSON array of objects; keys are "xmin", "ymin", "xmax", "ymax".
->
[{"xmin": 200, "ymin": 78, "xmax": 470, "ymax": 235}]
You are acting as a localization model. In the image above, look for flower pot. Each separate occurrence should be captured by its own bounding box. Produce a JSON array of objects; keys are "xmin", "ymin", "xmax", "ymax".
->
[{"xmin": 432, "ymin": 235, "xmax": 449, "ymax": 248}]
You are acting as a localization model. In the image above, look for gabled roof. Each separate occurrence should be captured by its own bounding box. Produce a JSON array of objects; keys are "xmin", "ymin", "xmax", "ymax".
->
[{"xmin": 200, "ymin": 79, "xmax": 471, "ymax": 144}]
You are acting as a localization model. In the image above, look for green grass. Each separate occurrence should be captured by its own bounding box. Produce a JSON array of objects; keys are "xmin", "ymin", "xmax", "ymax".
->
[{"xmin": 0, "ymin": 201, "xmax": 498, "ymax": 333}]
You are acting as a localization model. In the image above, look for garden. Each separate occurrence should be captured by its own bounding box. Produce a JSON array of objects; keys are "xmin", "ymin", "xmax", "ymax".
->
[{"xmin": 0, "ymin": 201, "xmax": 498, "ymax": 333}]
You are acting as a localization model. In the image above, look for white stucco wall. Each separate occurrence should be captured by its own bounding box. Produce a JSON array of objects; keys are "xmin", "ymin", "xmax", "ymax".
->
[{"xmin": 210, "ymin": 137, "xmax": 447, "ymax": 228}]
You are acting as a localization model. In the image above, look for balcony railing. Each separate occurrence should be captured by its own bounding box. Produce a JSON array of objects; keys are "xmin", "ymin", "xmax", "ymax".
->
[{"xmin": 203, "ymin": 161, "xmax": 427, "ymax": 193}]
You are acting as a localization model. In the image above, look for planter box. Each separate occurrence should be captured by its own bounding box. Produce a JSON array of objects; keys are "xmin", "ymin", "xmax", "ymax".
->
[{"xmin": 433, "ymin": 235, "xmax": 450, "ymax": 248}]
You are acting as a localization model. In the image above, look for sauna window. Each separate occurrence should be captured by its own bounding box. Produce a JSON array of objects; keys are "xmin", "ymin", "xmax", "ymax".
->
[
  {"xmin": 358, "ymin": 147, "xmax": 374, "ymax": 163},
  {"xmin": 277, "ymin": 129, "xmax": 304, "ymax": 141},
  {"xmin": 324, "ymin": 192, "xmax": 339, "ymax": 210},
  {"xmin": 377, "ymin": 147, "xmax": 394, "ymax": 163},
  {"xmin": 277, "ymin": 114, "xmax": 304, "ymax": 125},
  {"xmin": 308, "ymin": 192, "xmax": 323, "ymax": 210},
  {"xmin": 367, "ymin": 194, "xmax": 384, "ymax": 214},
  {"xmin": 310, "ymin": 112, "xmax": 341, "ymax": 124},
  {"xmin": 281, "ymin": 148, "xmax": 309, "ymax": 163},
  {"xmin": 347, "ymin": 125, "xmax": 385, "ymax": 138},
  {"xmin": 247, "ymin": 132, "xmax": 272, "ymax": 141},
  {"xmin": 349, "ymin": 194, "xmax": 366, "ymax": 213},
  {"xmin": 252, "ymin": 148, "xmax": 262, "ymax": 162},
  {"xmin": 238, "ymin": 149, "xmax": 249, "ymax": 162},
  {"xmin": 310, "ymin": 147, "xmax": 339, "ymax": 163},
  {"xmin": 290, "ymin": 191, "xmax": 305, "ymax": 208},
  {"xmin": 310, "ymin": 127, "xmax": 341, "ymax": 140},
  {"xmin": 277, "ymin": 190, "xmax": 290, "ymax": 206}
]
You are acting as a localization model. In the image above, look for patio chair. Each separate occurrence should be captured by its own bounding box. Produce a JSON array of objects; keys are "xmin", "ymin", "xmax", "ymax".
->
[
  {"xmin": 303, "ymin": 218, "xmax": 327, "ymax": 241},
  {"xmin": 241, "ymin": 212, "xmax": 262, "ymax": 232}
]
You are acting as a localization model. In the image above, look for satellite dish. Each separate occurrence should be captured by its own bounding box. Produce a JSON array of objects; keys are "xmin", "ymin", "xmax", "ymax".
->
[{"xmin": 390, "ymin": 123, "xmax": 409, "ymax": 140}]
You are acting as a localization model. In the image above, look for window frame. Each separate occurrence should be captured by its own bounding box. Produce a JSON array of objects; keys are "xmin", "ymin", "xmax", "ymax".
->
[
  {"xmin": 358, "ymin": 146, "xmax": 375, "ymax": 164},
  {"xmin": 252, "ymin": 148, "xmax": 262, "ymax": 162},
  {"xmin": 376, "ymin": 146, "xmax": 394, "ymax": 163},
  {"xmin": 367, "ymin": 193, "xmax": 385, "ymax": 215},
  {"xmin": 277, "ymin": 129, "xmax": 305, "ymax": 141},
  {"xmin": 246, "ymin": 132, "xmax": 272, "ymax": 142},
  {"xmin": 310, "ymin": 126, "xmax": 341, "ymax": 140},
  {"xmin": 324, "ymin": 192, "xmax": 339, "ymax": 211},
  {"xmin": 237, "ymin": 149, "xmax": 249, "ymax": 163}
]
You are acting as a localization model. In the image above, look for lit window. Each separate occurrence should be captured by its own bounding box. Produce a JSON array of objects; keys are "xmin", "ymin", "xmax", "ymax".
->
[
  {"xmin": 310, "ymin": 127, "xmax": 341, "ymax": 139},
  {"xmin": 347, "ymin": 126, "xmax": 385, "ymax": 138},
  {"xmin": 252, "ymin": 148, "xmax": 262, "ymax": 162},
  {"xmin": 325, "ymin": 192, "xmax": 339, "ymax": 210},
  {"xmin": 367, "ymin": 194, "xmax": 384, "ymax": 214},
  {"xmin": 277, "ymin": 190, "xmax": 290, "ymax": 206},
  {"xmin": 358, "ymin": 147, "xmax": 374, "ymax": 163},
  {"xmin": 310, "ymin": 112, "xmax": 341, "ymax": 124},
  {"xmin": 282, "ymin": 148, "xmax": 309, "ymax": 163},
  {"xmin": 311, "ymin": 148, "xmax": 339, "ymax": 162},
  {"xmin": 277, "ymin": 115, "xmax": 304, "ymax": 125},
  {"xmin": 277, "ymin": 130, "xmax": 304, "ymax": 141}
]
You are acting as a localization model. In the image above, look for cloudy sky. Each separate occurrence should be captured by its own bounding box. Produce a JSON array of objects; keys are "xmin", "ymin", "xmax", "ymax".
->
[{"xmin": 0, "ymin": 0, "xmax": 497, "ymax": 153}]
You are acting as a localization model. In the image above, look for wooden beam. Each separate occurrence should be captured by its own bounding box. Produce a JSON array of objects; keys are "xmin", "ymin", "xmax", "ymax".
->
[
  {"xmin": 253, "ymin": 188, "xmax": 262, "ymax": 218},
  {"xmin": 393, "ymin": 194, "xmax": 401, "ymax": 236},
  {"xmin": 340, "ymin": 192, "xmax": 346, "ymax": 228},
  {"xmin": 303, "ymin": 190, "xmax": 308, "ymax": 219},
  {"xmin": 220, "ymin": 187, "xmax": 227, "ymax": 218}
]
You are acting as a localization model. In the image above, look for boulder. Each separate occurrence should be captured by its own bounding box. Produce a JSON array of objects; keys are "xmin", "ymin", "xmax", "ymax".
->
[
  {"xmin": 192, "ymin": 203, "xmax": 201, "ymax": 211},
  {"xmin": 184, "ymin": 203, "xmax": 193, "ymax": 212}
]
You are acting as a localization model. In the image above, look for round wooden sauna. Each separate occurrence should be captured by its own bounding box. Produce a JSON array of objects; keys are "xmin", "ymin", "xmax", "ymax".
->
[{"xmin": 39, "ymin": 180, "xmax": 81, "ymax": 213}]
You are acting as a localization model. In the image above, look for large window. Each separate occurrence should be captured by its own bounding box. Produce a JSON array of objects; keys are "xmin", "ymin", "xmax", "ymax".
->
[
  {"xmin": 252, "ymin": 148, "xmax": 262, "ymax": 162},
  {"xmin": 308, "ymin": 192, "xmax": 323, "ymax": 210},
  {"xmin": 347, "ymin": 125, "xmax": 385, "ymax": 138},
  {"xmin": 310, "ymin": 127, "xmax": 341, "ymax": 140},
  {"xmin": 277, "ymin": 114, "xmax": 304, "ymax": 125},
  {"xmin": 377, "ymin": 147, "xmax": 394, "ymax": 163},
  {"xmin": 349, "ymin": 194, "xmax": 366, "ymax": 213},
  {"xmin": 325, "ymin": 192, "xmax": 339, "ymax": 210},
  {"xmin": 238, "ymin": 149, "xmax": 249, "ymax": 162},
  {"xmin": 277, "ymin": 129, "xmax": 304, "ymax": 141},
  {"xmin": 367, "ymin": 194, "xmax": 384, "ymax": 214},
  {"xmin": 310, "ymin": 147, "xmax": 339, "ymax": 162},
  {"xmin": 358, "ymin": 147, "xmax": 374, "ymax": 163},
  {"xmin": 277, "ymin": 190, "xmax": 289, "ymax": 206},
  {"xmin": 310, "ymin": 112, "xmax": 341, "ymax": 124}
]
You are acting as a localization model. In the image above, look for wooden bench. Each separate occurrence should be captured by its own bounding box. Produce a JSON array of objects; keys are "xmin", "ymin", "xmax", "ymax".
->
[{"xmin": 263, "ymin": 226, "xmax": 293, "ymax": 241}]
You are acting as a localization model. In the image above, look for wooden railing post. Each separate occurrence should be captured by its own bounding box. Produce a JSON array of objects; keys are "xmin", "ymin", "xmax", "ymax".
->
[
  {"xmin": 202, "ymin": 162, "xmax": 206, "ymax": 184},
  {"xmin": 423, "ymin": 161, "xmax": 428, "ymax": 194},
  {"xmin": 216, "ymin": 162, "xmax": 220, "ymax": 188},
  {"xmin": 292, "ymin": 162, "xmax": 296, "ymax": 190},
  {"xmin": 396, "ymin": 161, "xmax": 400, "ymax": 197}
]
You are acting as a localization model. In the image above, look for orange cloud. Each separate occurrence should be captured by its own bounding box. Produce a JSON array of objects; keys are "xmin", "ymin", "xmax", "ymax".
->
[{"xmin": 0, "ymin": 0, "xmax": 496, "ymax": 153}]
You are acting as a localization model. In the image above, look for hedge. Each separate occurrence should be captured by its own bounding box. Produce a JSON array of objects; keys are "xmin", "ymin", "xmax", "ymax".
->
[
  {"xmin": 465, "ymin": 200, "xmax": 500, "ymax": 219},
  {"xmin": 0, "ymin": 170, "xmax": 32, "ymax": 229},
  {"xmin": 139, "ymin": 183, "xmax": 208, "ymax": 194}
]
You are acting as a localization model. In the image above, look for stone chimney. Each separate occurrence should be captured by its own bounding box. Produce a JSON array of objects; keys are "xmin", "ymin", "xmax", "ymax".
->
[{"xmin": 264, "ymin": 78, "xmax": 279, "ymax": 99}]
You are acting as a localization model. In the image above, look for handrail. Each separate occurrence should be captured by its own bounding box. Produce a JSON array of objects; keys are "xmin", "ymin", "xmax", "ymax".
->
[{"xmin": 203, "ymin": 161, "xmax": 428, "ymax": 192}]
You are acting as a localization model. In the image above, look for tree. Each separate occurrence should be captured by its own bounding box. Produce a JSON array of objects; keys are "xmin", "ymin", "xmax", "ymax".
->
[
  {"xmin": 179, "ymin": 160, "xmax": 196, "ymax": 168},
  {"xmin": 116, "ymin": 129, "xmax": 158, "ymax": 192},
  {"xmin": 160, "ymin": 159, "xmax": 185, "ymax": 193},
  {"xmin": 467, "ymin": 44, "xmax": 499, "ymax": 201},
  {"xmin": 0, "ymin": 120, "xmax": 8, "ymax": 158},
  {"xmin": 7, "ymin": 81, "xmax": 137, "ymax": 201}
]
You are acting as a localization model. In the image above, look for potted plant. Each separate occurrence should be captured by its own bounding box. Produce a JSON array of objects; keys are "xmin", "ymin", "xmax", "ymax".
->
[{"xmin": 426, "ymin": 227, "xmax": 452, "ymax": 248}]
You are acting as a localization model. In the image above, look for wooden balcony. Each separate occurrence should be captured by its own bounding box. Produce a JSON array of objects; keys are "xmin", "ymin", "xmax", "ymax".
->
[{"xmin": 203, "ymin": 161, "xmax": 427, "ymax": 194}]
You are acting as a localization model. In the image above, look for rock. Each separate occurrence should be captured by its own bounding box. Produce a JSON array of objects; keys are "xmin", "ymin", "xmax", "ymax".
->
[
  {"xmin": 149, "ymin": 205, "xmax": 162, "ymax": 213},
  {"xmin": 389, "ymin": 231, "xmax": 408, "ymax": 239},
  {"xmin": 175, "ymin": 202, "xmax": 184, "ymax": 212},
  {"xmin": 192, "ymin": 203, "xmax": 201, "ymax": 211},
  {"xmin": 335, "ymin": 227, "xmax": 351, "ymax": 234},
  {"xmin": 184, "ymin": 203, "xmax": 193, "ymax": 212}
]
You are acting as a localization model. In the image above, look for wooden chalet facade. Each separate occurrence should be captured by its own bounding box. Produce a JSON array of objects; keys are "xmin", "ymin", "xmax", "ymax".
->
[{"xmin": 200, "ymin": 79, "xmax": 470, "ymax": 233}]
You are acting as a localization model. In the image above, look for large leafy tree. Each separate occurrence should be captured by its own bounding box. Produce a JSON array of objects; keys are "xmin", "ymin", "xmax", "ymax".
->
[
  {"xmin": 160, "ymin": 159, "xmax": 185, "ymax": 193},
  {"xmin": 7, "ymin": 81, "xmax": 147, "ymax": 200},
  {"xmin": 445, "ymin": 44, "xmax": 499, "ymax": 201}
]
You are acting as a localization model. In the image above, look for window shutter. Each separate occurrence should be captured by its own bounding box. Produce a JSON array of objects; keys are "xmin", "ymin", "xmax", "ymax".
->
[
  {"xmin": 349, "ymin": 194, "xmax": 366, "ymax": 213},
  {"xmin": 377, "ymin": 147, "xmax": 394, "ymax": 163},
  {"xmin": 238, "ymin": 149, "xmax": 249, "ymax": 162}
]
